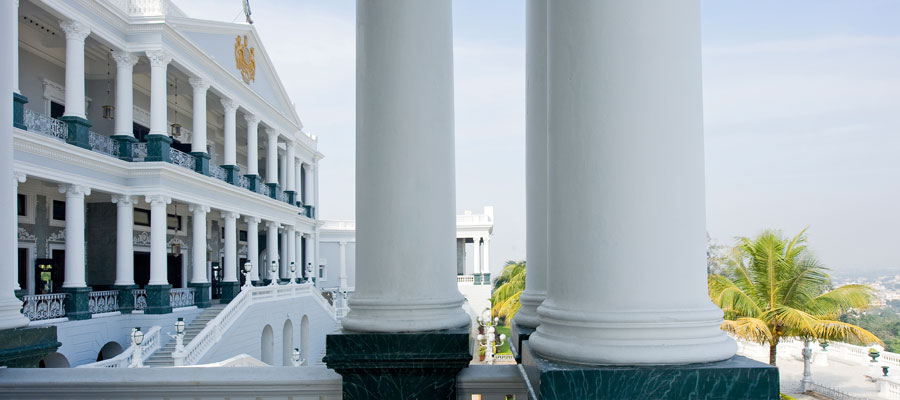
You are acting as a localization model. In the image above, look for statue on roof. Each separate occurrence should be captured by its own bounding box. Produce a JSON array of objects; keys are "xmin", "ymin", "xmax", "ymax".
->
[{"xmin": 243, "ymin": 0, "xmax": 253, "ymax": 24}]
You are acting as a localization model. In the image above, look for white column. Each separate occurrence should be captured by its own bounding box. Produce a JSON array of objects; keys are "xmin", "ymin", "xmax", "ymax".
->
[
  {"xmin": 528, "ymin": 1, "xmax": 735, "ymax": 365},
  {"xmin": 304, "ymin": 164, "xmax": 315, "ymax": 206},
  {"xmin": 483, "ymin": 237, "xmax": 490, "ymax": 278},
  {"xmin": 189, "ymin": 78, "xmax": 210, "ymax": 153},
  {"xmin": 221, "ymin": 98, "xmax": 238, "ymax": 165},
  {"xmin": 295, "ymin": 232, "xmax": 303, "ymax": 280},
  {"xmin": 266, "ymin": 129, "xmax": 279, "ymax": 185},
  {"xmin": 266, "ymin": 222, "xmax": 280, "ymax": 280},
  {"xmin": 303, "ymin": 234, "xmax": 314, "ymax": 281},
  {"xmin": 294, "ymin": 160, "xmax": 303, "ymax": 204},
  {"xmin": 339, "ymin": 241, "xmax": 348, "ymax": 290},
  {"xmin": 245, "ymin": 216, "xmax": 260, "ymax": 281},
  {"xmin": 145, "ymin": 195, "xmax": 171, "ymax": 285},
  {"xmin": 343, "ymin": 0, "xmax": 468, "ymax": 332},
  {"xmin": 59, "ymin": 21, "xmax": 90, "ymax": 119},
  {"xmin": 279, "ymin": 228, "xmax": 288, "ymax": 279},
  {"xmin": 189, "ymin": 205, "xmax": 209, "ymax": 283},
  {"xmin": 112, "ymin": 195, "xmax": 136, "ymax": 286},
  {"xmin": 244, "ymin": 115, "xmax": 260, "ymax": 176},
  {"xmin": 278, "ymin": 152, "xmax": 286, "ymax": 191},
  {"xmin": 472, "ymin": 238, "xmax": 481, "ymax": 275},
  {"xmin": 13, "ymin": 173, "xmax": 25, "ymax": 291},
  {"xmin": 0, "ymin": 0, "xmax": 29, "ymax": 329},
  {"xmin": 111, "ymin": 51, "xmax": 139, "ymax": 137},
  {"xmin": 286, "ymin": 226, "xmax": 296, "ymax": 277},
  {"xmin": 59, "ymin": 185, "xmax": 90, "ymax": 288},
  {"xmin": 285, "ymin": 142, "xmax": 296, "ymax": 193},
  {"xmin": 145, "ymin": 50, "xmax": 172, "ymax": 136},
  {"xmin": 11, "ymin": 0, "xmax": 19, "ymax": 94},
  {"xmin": 222, "ymin": 211, "xmax": 239, "ymax": 283}
]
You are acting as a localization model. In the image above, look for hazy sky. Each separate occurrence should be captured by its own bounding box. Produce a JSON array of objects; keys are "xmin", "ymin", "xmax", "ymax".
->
[{"xmin": 173, "ymin": 1, "xmax": 899, "ymax": 276}]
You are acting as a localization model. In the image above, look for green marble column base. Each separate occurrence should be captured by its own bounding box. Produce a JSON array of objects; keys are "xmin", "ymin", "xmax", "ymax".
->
[
  {"xmin": 0, "ymin": 325, "xmax": 60, "ymax": 368},
  {"xmin": 145, "ymin": 134, "xmax": 173, "ymax": 162},
  {"xmin": 219, "ymin": 282, "xmax": 240, "ymax": 304},
  {"xmin": 521, "ymin": 341, "xmax": 779, "ymax": 400},
  {"xmin": 144, "ymin": 284, "xmax": 172, "ymax": 314},
  {"xmin": 221, "ymin": 165, "xmax": 241, "ymax": 185},
  {"xmin": 266, "ymin": 182, "xmax": 281, "ymax": 199},
  {"xmin": 304, "ymin": 205, "xmax": 316, "ymax": 219},
  {"xmin": 113, "ymin": 284, "xmax": 138, "ymax": 314},
  {"xmin": 510, "ymin": 320, "xmax": 535, "ymax": 363},
  {"xmin": 245, "ymin": 174, "xmax": 261, "ymax": 192},
  {"xmin": 192, "ymin": 152, "xmax": 211, "ymax": 175},
  {"xmin": 482, "ymin": 273, "xmax": 491, "ymax": 285},
  {"xmin": 59, "ymin": 286, "xmax": 92, "ymax": 321},
  {"xmin": 473, "ymin": 273, "xmax": 483, "ymax": 285},
  {"xmin": 111, "ymin": 135, "xmax": 137, "ymax": 161},
  {"xmin": 189, "ymin": 282, "xmax": 212, "ymax": 308},
  {"xmin": 14, "ymin": 289, "xmax": 27, "ymax": 300},
  {"xmin": 59, "ymin": 116, "xmax": 92, "ymax": 150},
  {"xmin": 324, "ymin": 326, "xmax": 471, "ymax": 400},
  {"xmin": 284, "ymin": 190, "xmax": 295, "ymax": 205},
  {"xmin": 13, "ymin": 93, "xmax": 28, "ymax": 130}
]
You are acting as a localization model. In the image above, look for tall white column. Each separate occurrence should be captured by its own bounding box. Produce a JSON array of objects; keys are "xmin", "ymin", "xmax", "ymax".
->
[
  {"xmin": 304, "ymin": 164, "xmax": 315, "ymax": 206},
  {"xmin": 279, "ymin": 228, "xmax": 288, "ymax": 279},
  {"xmin": 222, "ymin": 211, "xmax": 239, "ymax": 283},
  {"xmin": 266, "ymin": 129, "xmax": 279, "ymax": 185},
  {"xmin": 145, "ymin": 50, "xmax": 172, "ymax": 136},
  {"xmin": 295, "ymin": 232, "xmax": 303, "ymax": 280},
  {"xmin": 285, "ymin": 142, "xmax": 296, "ymax": 193},
  {"xmin": 59, "ymin": 184, "xmax": 90, "ymax": 288},
  {"xmin": 343, "ymin": 0, "xmax": 468, "ymax": 332},
  {"xmin": 13, "ymin": 173, "xmax": 25, "ymax": 291},
  {"xmin": 266, "ymin": 222, "xmax": 280, "ymax": 280},
  {"xmin": 295, "ymin": 160, "xmax": 303, "ymax": 204},
  {"xmin": 244, "ymin": 115, "xmax": 260, "ymax": 176},
  {"xmin": 112, "ymin": 195, "xmax": 136, "ymax": 286},
  {"xmin": 112, "ymin": 51, "xmax": 139, "ymax": 137},
  {"xmin": 473, "ymin": 238, "xmax": 481, "ymax": 275},
  {"xmin": 11, "ymin": 0, "xmax": 19, "ymax": 94},
  {"xmin": 286, "ymin": 226, "xmax": 296, "ymax": 277},
  {"xmin": 59, "ymin": 21, "xmax": 90, "ymax": 119},
  {"xmin": 189, "ymin": 78, "xmax": 210, "ymax": 153},
  {"xmin": 483, "ymin": 237, "xmax": 490, "ymax": 278},
  {"xmin": 528, "ymin": 1, "xmax": 735, "ymax": 365},
  {"xmin": 189, "ymin": 205, "xmax": 209, "ymax": 283},
  {"xmin": 145, "ymin": 195, "xmax": 171, "ymax": 285},
  {"xmin": 278, "ymin": 153, "xmax": 286, "ymax": 191},
  {"xmin": 245, "ymin": 216, "xmax": 260, "ymax": 281},
  {"xmin": 339, "ymin": 241, "xmax": 348, "ymax": 290},
  {"xmin": 221, "ymin": 98, "xmax": 238, "ymax": 166},
  {"xmin": 303, "ymin": 234, "xmax": 314, "ymax": 281}
]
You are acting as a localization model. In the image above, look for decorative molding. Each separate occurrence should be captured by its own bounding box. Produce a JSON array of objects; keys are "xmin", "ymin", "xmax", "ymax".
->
[
  {"xmin": 189, "ymin": 204, "xmax": 211, "ymax": 214},
  {"xmin": 133, "ymin": 105, "xmax": 151, "ymax": 127},
  {"xmin": 189, "ymin": 77, "xmax": 211, "ymax": 92},
  {"xmin": 134, "ymin": 231, "xmax": 151, "ymax": 246},
  {"xmin": 41, "ymin": 79, "xmax": 65, "ymax": 103},
  {"xmin": 145, "ymin": 195, "xmax": 172, "ymax": 206},
  {"xmin": 111, "ymin": 51, "xmax": 139, "ymax": 68},
  {"xmin": 18, "ymin": 228, "xmax": 36, "ymax": 242},
  {"xmin": 145, "ymin": 49, "xmax": 172, "ymax": 67},
  {"xmin": 48, "ymin": 229, "xmax": 66, "ymax": 243},
  {"xmin": 58, "ymin": 184, "xmax": 91, "ymax": 198},
  {"xmin": 59, "ymin": 20, "xmax": 91, "ymax": 41},
  {"xmin": 111, "ymin": 194, "xmax": 137, "ymax": 206},
  {"xmin": 243, "ymin": 215, "xmax": 261, "ymax": 224},
  {"xmin": 220, "ymin": 98, "xmax": 239, "ymax": 113},
  {"xmin": 221, "ymin": 211, "xmax": 241, "ymax": 220},
  {"xmin": 244, "ymin": 114, "xmax": 260, "ymax": 126}
]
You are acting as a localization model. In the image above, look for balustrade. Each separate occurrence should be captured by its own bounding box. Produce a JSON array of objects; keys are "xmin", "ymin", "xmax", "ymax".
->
[
  {"xmin": 133, "ymin": 289, "xmax": 148, "ymax": 311},
  {"xmin": 169, "ymin": 288, "xmax": 195, "ymax": 308},
  {"xmin": 23, "ymin": 109, "xmax": 67, "ymax": 141},
  {"xmin": 132, "ymin": 143, "xmax": 147, "ymax": 161},
  {"xmin": 21, "ymin": 293, "xmax": 67, "ymax": 321},
  {"xmin": 168, "ymin": 148, "xmax": 196, "ymax": 169},
  {"xmin": 88, "ymin": 290, "xmax": 120, "ymax": 314},
  {"xmin": 78, "ymin": 326, "xmax": 162, "ymax": 368},
  {"xmin": 89, "ymin": 131, "xmax": 119, "ymax": 157},
  {"xmin": 211, "ymin": 165, "xmax": 228, "ymax": 182}
]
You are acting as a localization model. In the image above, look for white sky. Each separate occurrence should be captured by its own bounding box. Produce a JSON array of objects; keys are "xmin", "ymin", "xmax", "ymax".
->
[{"xmin": 173, "ymin": 1, "xmax": 900, "ymax": 276}]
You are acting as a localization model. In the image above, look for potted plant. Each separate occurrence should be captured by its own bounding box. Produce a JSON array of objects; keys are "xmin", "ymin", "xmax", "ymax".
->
[
  {"xmin": 869, "ymin": 347, "xmax": 881, "ymax": 362},
  {"xmin": 478, "ymin": 346, "xmax": 486, "ymax": 362},
  {"xmin": 818, "ymin": 341, "xmax": 829, "ymax": 351}
]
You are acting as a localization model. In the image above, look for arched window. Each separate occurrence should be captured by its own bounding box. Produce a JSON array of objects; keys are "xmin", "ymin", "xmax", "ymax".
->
[
  {"xmin": 261, "ymin": 324, "xmax": 274, "ymax": 365},
  {"xmin": 300, "ymin": 315, "xmax": 310, "ymax": 366},
  {"xmin": 282, "ymin": 319, "xmax": 294, "ymax": 366}
]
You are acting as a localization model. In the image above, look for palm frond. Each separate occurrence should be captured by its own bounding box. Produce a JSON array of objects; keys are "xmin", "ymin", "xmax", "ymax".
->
[
  {"xmin": 720, "ymin": 318, "xmax": 772, "ymax": 345},
  {"xmin": 805, "ymin": 285, "xmax": 876, "ymax": 318},
  {"xmin": 709, "ymin": 275, "xmax": 762, "ymax": 318},
  {"xmin": 814, "ymin": 320, "xmax": 883, "ymax": 346}
]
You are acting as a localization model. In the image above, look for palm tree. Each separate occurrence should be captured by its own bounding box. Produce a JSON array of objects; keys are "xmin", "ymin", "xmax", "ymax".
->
[
  {"xmin": 491, "ymin": 261, "xmax": 525, "ymax": 324},
  {"xmin": 709, "ymin": 229, "xmax": 881, "ymax": 365}
]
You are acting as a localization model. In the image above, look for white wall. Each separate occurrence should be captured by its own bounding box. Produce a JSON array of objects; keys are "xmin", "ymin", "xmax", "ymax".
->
[{"xmin": 318, "ymin": 241, "xmax": 356, "ymax": 289}]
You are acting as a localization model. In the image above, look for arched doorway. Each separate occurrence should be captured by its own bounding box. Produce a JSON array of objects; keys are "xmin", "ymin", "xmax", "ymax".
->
[
  {"xmin": 39, "ymin": 352, "xmax": 70, "ymax": 368},
  {"xmin": 300, "ymin": 315, "xmax": 309, "ymax": 366},
  {"xmin": 261, "ymin": 324, "xmax": 274, "ymax": 365},
  {"xmin": 282, "ymin": 319, "xmax": 294, "ymax": 366},
  {"xmin": 96, "ymin": 341, "xmax": 124, "ymax": 361}
]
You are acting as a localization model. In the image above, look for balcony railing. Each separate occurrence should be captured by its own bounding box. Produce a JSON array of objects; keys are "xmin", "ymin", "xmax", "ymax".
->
[
  {"xmin": 89, "ymin": 131, "xmax": 119, "ymax": 157},
  {"xmin": 133, "ymin": 289, "xmax": 148, "ymax": 311},
  {"xmin": 88, "ymin": 290, "xmax": 120, "ymax": 314},
  {"xmin": 168, "ymin": 148, "xmax": 195, "ymax": 169},
  {"xmin": 211, "ymin": 165, "xmax": 228, "ymax": 181},
  {"xmin": 170, "ymin": 288, "xmax": 195, "ymax": 308},
  {"xmin": 21, "ymin": 293, "xmax": 67, "ymax": 321},
  {"xmin": 24, "ymin": 109, "xmax": 67, "ymax": 142},
  {"xmin": 133, "ymin": 142, "xmax": 147, "ymax": 161}
]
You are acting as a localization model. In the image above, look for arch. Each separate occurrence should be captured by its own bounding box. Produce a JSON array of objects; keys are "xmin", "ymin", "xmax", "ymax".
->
[
  {"xmin": 96, "ymin": 341, "xmax": 124, "ymax": 361},
  {"xmin": 39, "ymin": 352, "xmax": 70, "ymax": 368},
  {"xmin": 300, "ymin": 315, "xmax": 309, "ymax": 366},
  {"xmin": 282, "ymin": 319, "xmax": 294, "ymax": 366},
  {"xmin": 261, "ymin": 324, "xmax": 274, "ymax": 365}
]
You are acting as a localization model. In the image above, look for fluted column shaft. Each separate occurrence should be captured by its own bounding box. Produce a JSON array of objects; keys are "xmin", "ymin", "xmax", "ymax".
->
[
  {"xmin": 279, "ymin": 228, "xmax": 288, "ymax": 279},
  {"xmin": 285, "ymin": 142, "xmax": 296, "ymax": 192},
  {"xmin": 222, "ymin": 212, "xmax": 239, "ymax": 282},
  {"xmin": 59, "ymin": 21, "xmax": 90, "ymax": 118},
  {"xmin": 244, "ymin": 115, "xmax": 260, "ymax": 176},
  {"xmin": 221, "ymin": 99, "xmax": 238, "ymax": 166},
  {"xmin": 60, "ymin": 185, "xmax": 90, "ymax": 287},
  {"xmin": 189, "ymin": 78, "xmax": 210, "ymax": 153},
  {"xmin": 145, "ymin": 50, "xmax": 171, "ymax": 135},
  {"xmin": 190, "ymin": 205, "xmax": 209, "ymax": 283},
  {"xmin": 112, "ymin": 195, "xmax": 136, "ymax": 286},
  {"xmin": 245, "ymin": 216, "xmax": 260, "ymax": 281},
  {"xmin": 146, "ymin": 195, "xmax": 171, "ymax": 285},
  {"xmin": 286, "ymin": 226, "xmax": 296, "ymax": 276},
  {"xmin": 112, "ymin": 52, "xmax": 139, "ymax": 137},
  {"xmin": 304, "ymin": 164, "xmax": 315, "ymax": 206},
  {"xmin": 266, "ymin": 130, "xmax": 279, "ymax": 185},
  {"xmin": 266, "ymin": 222, "xmax": 280, "ymax": 280}
]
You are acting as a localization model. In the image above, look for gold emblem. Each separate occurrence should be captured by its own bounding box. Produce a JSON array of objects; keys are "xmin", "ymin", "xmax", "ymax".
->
[{"xmin": 234, "ymin": 35, "xmax": 256, "ymax": 84}]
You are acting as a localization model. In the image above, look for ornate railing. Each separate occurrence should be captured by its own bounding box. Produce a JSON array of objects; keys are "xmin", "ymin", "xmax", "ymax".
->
[
  {"xmin": 89, "ymin": 131, "xmax": 119, "ymax": 157},
  {"xmin": 88, "ymin": 290, "xmax": 119, "ymax": 314},
  {"xmin": 169, "ymin": 288, "xmax": 195, "ymax": 308},
  {"xmin": 168, "ymin": 148, "xmax": 195, "ymax": 170},
  {"xmin": 279, "ymin": 191, "xmax": 289, "ymax": 203},
  {"xmin": 21, "ymin": 293, "xmax": 67, "ymax": 321},
  {"xmin": 133, "ymin": 289, "xmax": 147, "ymax": 311},
  {"xmin": 77, "ymin": 326, "xmax": 162, "ymax": 368},
  {"xmin": 211, "ymin": 165, "xmax": 228, "ymax": 182},
  {"xmin": 255, "ymin": 182, "xmax": 269, "ymax": 195},
  {"xmin": 23, "ymin": 109, "xmax": 67, "ymax": 142},
  {"xmin": 133, "ymin": 143, "xmax": 147, "ymax": 161},
  {"xmin": 238, "ymin": 175, "xmax": 251, "ymax": 190},
  {"xmin": 804, "ymin": 381, "xmax": 869, "ymax": 400},
  {"xmin": 457, "ymin": 275, "xmax": 475, "ymax": 284}
]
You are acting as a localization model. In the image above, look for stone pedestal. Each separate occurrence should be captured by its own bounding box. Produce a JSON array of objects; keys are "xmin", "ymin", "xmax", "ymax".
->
[
  {"xmin": 113, "ymin": 284, "xmax": 138, "ymax": 314},
  {"xmin": 192, "ymin": 152, "xmax": 210, "ymax": 175},
  {"xmin": 283, "ymin": 190, "xmax": 295, "ymax": 205},
  {"xmin": 144, "ymin": 284, "xmax": 171, "ymax": 314},
  {"xmin": 222, "ymin": 165, "xmax": 241, "ymax": 185},
  {"xmin": 0, "ymin": 325, "xmax": 60, "ymax": 368},
  {"xmin": 510, "ymin": 321, "xmax": 535, "ymax": 362},
  {"xmin": 267, "ymin": 182, "xmax": 281, "ymax": 200},
  {"xmin": 219, "ymin": 282, "xmax": 240, "ymax": 304},
  {"xmin": 245, "ymin": 174, "xmax": 261, "ymax": 192},
  {"xmin": 473, "ymin": 273, "xmax": 482, "ymax": 285},
  {"xmin": 60, "ymin": 116, "xmax": 91, "ymax": 150},
  {"xmin": 521, "ymin": 341, "xmax": 779, "ymax": 400},
  {"xmin": 324, "ymin": 327, "xmax": 471, "ymax": 400},
  {"xmin": 111, "ymin": 135, "xmax": 137, "ymax": 161},
  {"xmin": 59, "ymin": 286, "xmax": 91, "ymax": 321},
  {"xmin": 145, "ymin": 134, "xmax": 172, "ymax": 162},
  {"xmin": 13, "ymin": 93, "xmax": 27, "ymax": 130},
  {"xmin": 189, "ymin": 282, "xmax": 211, "ymax": 308}
]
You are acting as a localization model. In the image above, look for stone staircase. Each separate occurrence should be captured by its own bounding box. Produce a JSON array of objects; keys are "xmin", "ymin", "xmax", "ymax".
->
[{"xmin": 145, "ymin": 302, "xmax": 227, "ymax": 367}]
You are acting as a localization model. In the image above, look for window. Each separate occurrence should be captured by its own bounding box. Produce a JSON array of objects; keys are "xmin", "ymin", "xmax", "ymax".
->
[
  {"xmin": 318, "ymin": 264, "xmax": 326, "ymax": 280},
  {"xmin": 239, "ymin": 230, "xmax": 248, "ymax": 242},
  {"xmin": 134, "ymin": 209, "xmax": 151, "ymax": 227},
  {"xmin": 50, "ymin": 101, "xmax": 64, "ymax": 119},
  {"xmin": 167, "ymin": 214, "xmax": 182, "ymax": 231},
  {"xmin": 133, "ymin": 123, "xmax": 150, "ymax": 142},
  {"xmin": 17, "ymin": 194, "xmax": 26, "ymax": 217},
  {"xmin": 51, "ymin": 200, "xmax": 65, "ymax": 221}
]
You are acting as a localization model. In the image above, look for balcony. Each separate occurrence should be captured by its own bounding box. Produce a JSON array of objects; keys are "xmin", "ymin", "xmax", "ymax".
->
[{"xmin": 20, "ymin": 288, "xmax": 196, "ymax": 322}]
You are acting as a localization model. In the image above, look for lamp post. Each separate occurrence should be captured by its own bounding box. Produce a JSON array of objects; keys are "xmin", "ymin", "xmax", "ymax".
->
[
  {"xmin": 242, "ymin": 261, "xmax": 253, "ymax": 289},
  {"xmin": 292, "ymin": 347, "xmax": 303, "ymax": 366},
  {"xmin": 290, "ymin": 262, "xmax": 296, "ymax": 285},
  {"xmin": 475, "ymin": 310, "xmax": 506, "ymax": 365},
  {"xmin": 269, "ymin": 260, "xmax": 279, "ymax": 286},
  {"xmin": 801, "ymin": 340, "xmax": 812, "ymax": 392},
  {"xmin": 172, "ymin": 317, "xmax": 186, "ymax": 366},
  {"xmin": 130, "ymin": 327, "xmax": 144, "ymax": 368}
]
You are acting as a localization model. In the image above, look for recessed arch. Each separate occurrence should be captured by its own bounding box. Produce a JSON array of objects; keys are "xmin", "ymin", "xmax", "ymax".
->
[
  {"xmin": 261, "ymin": 324, "xmax": 274, "ymax": 365},
  {"xmin": 300, "ymin": 315, "xmax": 309, "ymax": 366},
  {"xmin": 39, "ymin": 352, "xmax": 70, "ymax": 368},
  {"xmin": 96, "ymin": 341, "xmax": 125, "ymax": 361},
  {"xmin": 282, "ymin": 319, "xmax": 294, "ymax": 366}
]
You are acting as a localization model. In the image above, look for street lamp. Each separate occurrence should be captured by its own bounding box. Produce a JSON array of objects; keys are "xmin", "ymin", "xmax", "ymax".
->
[
  {"xmin": 269, "ymin": 260, "xmax": 279, "ymax": 286},
  {"xmin": 290, "ymin": 262, "xmax": 297, "ymax": 285},
  {"xmin": 292, "ymin": 347, "xmax": 303, "ymax": 366},
  {"xmin": 130, "ymin": 327, "xmax": 144, "ymax": 368},
  {"xmin": 242, "ymin": 261, "xmax": 253, "ymax": 289},
  {"xmin": 475, "ymin": 310, "xmax": 506, "ymax": 364},
  {"xmin": 172, "ymin": 317, "xmax": 186, "ymax": 366}
]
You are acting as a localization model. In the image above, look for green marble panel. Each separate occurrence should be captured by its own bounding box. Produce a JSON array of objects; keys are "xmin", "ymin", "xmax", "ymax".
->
[
  {"xmin": 111, "ymin": 135, "xmax": 137, "ymax": 161},
  {"xmin": 245, "ymin": 174, "xmax": 261, "ymax": 192},
  {"xmin": 192, "ymin": 152, "xmax": 211, "ymax": 175},
  {"xmin": 267, "ymin": 182, "xmax": 281, "ymax": 199},
  {"xmin": 145, "ymin": 134, "xmax": 172, "ymax": 162},
  {"xmin": 144, "ymin": 284, "xmax": 172, "ymax": 314},
  {"xmin": 0, "ymin": 325, "xmax": 60, "ymax": 368},
  {"xmin": 59, "ymin": 286, "xmax": 91, "ymax": 320},
  {"xmin": 13, "ymin": 93, "xmax": 27, "ymax": 130},
  {"xmin": 189, "ymin": 282, "xmax": 212, "ymax": 308},
  {"xmin": 222, "ymin": 164, "xmax": 241, "ymax": 185},
  {"xmin": 113, "ymin": 284, "xmax": 138, "ymax": 314},
  {"xmin": 60, "ymin": 116, "xmax": 91, "ymax": 150},
  {"xmin": 219, "ymin": 282, "xmax": 240, "ymax": 304}
]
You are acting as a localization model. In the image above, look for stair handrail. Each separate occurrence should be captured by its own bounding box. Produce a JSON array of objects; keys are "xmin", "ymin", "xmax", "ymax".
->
[{"xmin": 78, "ymin": 325, "xmax": 162, "ymax": 368}]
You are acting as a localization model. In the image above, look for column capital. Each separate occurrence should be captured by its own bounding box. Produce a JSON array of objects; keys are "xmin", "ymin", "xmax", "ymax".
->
[
  {"xmin": 145, "ymin": 49, "xmax": 172, "ymax": 67},
  {"xmin": 111, "ymin": 51, "xmax": 139, "ymax": 68},
  {"xmin": 266, "ymin": 128, "xmax": 280, "ymax": 139},
  {"xmin": 13, "ymin": 171, "xmax": 26, "ymax": 185},
  {"xmin": 244, "ymin": 114, "xmax": 260, "ymax": 127},
  {"xmin": 220, "ymin": 98, "xmax": 239, "ymax": 113},
  {"xmin": 59, "ymin": 20, "xmax": 90, "ymax": 41},
  {"xmin": 244, "ymin": 215, "xmax": 261, "ymax": 224},
  {"xmin": 111, "ymin": 194, "xmax": 137, "ymax": 206},
  {"xmin": 221, "ymin": 211, "xmax": 240, "ymax": 220},
  {"xmin": 58, "ymin": 184, "xmax": 91, "ymax": 197},
  {"xmin": 188, "ymin": 204, "xmax": 211, "ymax": 214},
  {"xmin": 267, "ymin": 221, "xmax": 282, "ymax": 230},
  {"xmin": 144, "ymin": 194, "xmax": 171, "ymax": 206},
  {"xmin": 189, "ymin": 77, "xmax": 211, "ymax": 92}
]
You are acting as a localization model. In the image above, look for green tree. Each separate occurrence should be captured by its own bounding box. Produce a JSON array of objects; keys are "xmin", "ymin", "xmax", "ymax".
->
[
  {"xmin": 708, "ymin": 229, "xmax": 881, "ymax": 365},
  {"xmin": 491, "ymin": 261, "xmax": 525, "ymax": 324}
]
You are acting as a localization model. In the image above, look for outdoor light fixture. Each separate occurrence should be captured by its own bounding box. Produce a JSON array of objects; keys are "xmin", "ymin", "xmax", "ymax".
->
[
  {"xmin": 290, "ymin": 262, "xmax": 297, "ymax": 285},
  {"xmin": 175, "ymin": 317, "xmax": 185, "ymax": 335},
  {"xmin": 292, "ymin": 348, "xmax": 301, "ymax": 366},
  {"xmin": 269, "ymin": 261, "xmax": 279, "ymax": 286},
  {"xmin": 130, "ymin": 327, "xmax": 144, "ymax": 368},
  {"xmin": 243, "ymin": 261, "xmax": 252, "ymax": 274},
  {"xmin": 242, "ymin": 261, "xmax": 253, "ymax": 289},
  {"xmin": 131, "ymin": 327, "xmax": 143, "ymax": 346}
]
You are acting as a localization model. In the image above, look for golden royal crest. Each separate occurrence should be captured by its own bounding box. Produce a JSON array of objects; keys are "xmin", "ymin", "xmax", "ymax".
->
[{"xmin": 235, "ymin": 35, "xmax": 256, "ymax": 84}]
